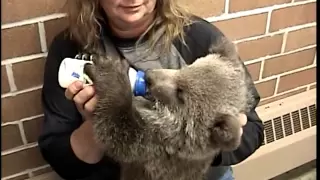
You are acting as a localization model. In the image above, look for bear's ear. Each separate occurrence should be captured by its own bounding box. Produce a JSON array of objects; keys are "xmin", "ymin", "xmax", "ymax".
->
[
  {"xmin": 210, "ymin": 113, "xmax": 242, "ymax": 151},
  {"xmin": 208, "ymin": 37, "xmax": 238, "ymax": 60}
]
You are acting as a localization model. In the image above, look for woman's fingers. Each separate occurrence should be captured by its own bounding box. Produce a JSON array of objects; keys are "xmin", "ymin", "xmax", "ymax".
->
[
  {"xmin": 65, "ymin": 81, "xmax": 84, "ymax": 100},
  {"xmin": 65, "ymin": 81, "xmax": 97, "ymax": 119},
  {"xmin": 84, "ymin": 95, "xmax": 98, "ymax": 113},
  {"xmin": 73, "ymin": 85, "xmax": 95, "ymax": 106},
  {"xmin": 238, "ymin": 114, "xmax": 247, "ymax": 127}
]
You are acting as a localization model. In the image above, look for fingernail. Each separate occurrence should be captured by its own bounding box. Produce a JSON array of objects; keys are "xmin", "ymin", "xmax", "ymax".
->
[{"xmin": 75, "ymin": 81, "xmax": 83, "ymax": 89}]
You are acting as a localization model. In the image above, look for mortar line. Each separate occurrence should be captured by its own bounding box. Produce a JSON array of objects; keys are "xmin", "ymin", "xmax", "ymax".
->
[
  {"xmin": 17, "ymin": 121, "xmax": 28, "ymax": 145},
  {"xmin": 258, "ymin": 60, "xmax": 265, "ymax": 81},
  {"xmin": 2, "ymin": 13, "xmax": 67, "ymax": 29},
  {"xmin": 1, "ymin": 114, "xmax": 44, "ymax": 126},
  {"xmin": 273, "ymin": 77, "xmax": 280, "ymax": 95},
  {"xmin": 281, "ymin": 32, "xmax": 289, "ymax": 53},
  {"xmin": 233, "ymin": 22, "xmax": 316, "ymax": 44},
  {"xmin": 5, "ymin": 64, "xmax": 17, "ymax": 92},
  {"xmin": 224, "ymin": 0, "xmax": 230, "ymax": 14},
  {"xmin": 1, "ymin": 143, "xmax": 38, "ymax": 156},
  {"xmin": 1, "ymin": 172, "xmax": 30, "ymax": 180},
  {"xmin": 38, "ymin": 22, "xmax": 48, "ymax": 53},
  {"xmin": 1, "ymin": 85, "xmax": 42, "ymax": 98},
  {"xmin": 265, "ymin": 10, "xmax": 272, "ymax": 34},
  {"xmin": 244, "ymin": 44, "xmax": 316, "ymax": 65},
  {"xmin": 1, "ymin": 53, "xmax": 48, "ymax": 65},
  {"xmin": 254, "ymin": 64, "xmax": 316, "ymax": 84},
  {"xmin": 205, "ymin": 0, "xmax": 316, "ymax": 22}
]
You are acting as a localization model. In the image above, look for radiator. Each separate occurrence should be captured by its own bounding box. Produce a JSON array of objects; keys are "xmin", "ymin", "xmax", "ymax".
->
[{"xmin": 232, "ymin": 88, "xmax": 317, "ymax": 180}]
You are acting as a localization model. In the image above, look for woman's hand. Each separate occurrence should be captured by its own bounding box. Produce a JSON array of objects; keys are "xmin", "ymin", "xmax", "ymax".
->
[
  {"xmin": 65, "ymin": 81, "xmax": 98, "ymax": 120},
  {"xmin": 65, "ymin": 80, "xmax": 105, "ymax": 164},
  {"xmin": 238, "ymin": 114, "xmax": 248, "ymax": 136}
]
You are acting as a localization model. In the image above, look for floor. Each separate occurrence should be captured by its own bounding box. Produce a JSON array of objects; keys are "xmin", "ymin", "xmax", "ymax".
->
[
  {"xmin": 271, "ymin": 160, "xmax": 316, "ymax": 180},
  {"xmin": 28, "ymin": 160, "xmax": 317, "ymax": 180}
]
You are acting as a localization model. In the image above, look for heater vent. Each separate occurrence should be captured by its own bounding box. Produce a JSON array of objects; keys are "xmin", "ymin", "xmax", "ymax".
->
[
  {"xmin": 262, "ymin": 104, "xmax": 317, "ymax": 146},
  {"xmin": 232, "ymin": 89, "xmax": 316, "ymax": 180}
]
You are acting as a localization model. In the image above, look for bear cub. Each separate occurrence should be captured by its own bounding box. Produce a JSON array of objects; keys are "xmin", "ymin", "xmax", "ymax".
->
[{"xmin": 84, "ymin": 36, "xmax": 255, "ymax": 180}]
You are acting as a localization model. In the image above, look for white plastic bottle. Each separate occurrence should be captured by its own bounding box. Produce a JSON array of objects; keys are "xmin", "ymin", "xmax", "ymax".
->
[{"xmin": 58, "ymin": 57, "xmax": 147, "ymax": 96}]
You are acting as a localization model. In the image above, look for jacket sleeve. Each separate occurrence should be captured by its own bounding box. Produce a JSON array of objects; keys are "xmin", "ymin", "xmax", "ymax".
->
[
  {"xmin": 212, "ymin": 66, "xmax": 264, "ymax": 166},
  {"xmin": 203, "ymin": 23, "xmax": 264, "ymax": 166},
  {"xmin": 37, "ymin": 31, "xmax": 119, "ymax": 179}
]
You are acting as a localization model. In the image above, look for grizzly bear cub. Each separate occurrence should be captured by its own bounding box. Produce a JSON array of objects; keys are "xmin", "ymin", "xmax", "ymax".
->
[{"xmin": 84, "ymin": 36, "xmax": 255, "ymax": 180}]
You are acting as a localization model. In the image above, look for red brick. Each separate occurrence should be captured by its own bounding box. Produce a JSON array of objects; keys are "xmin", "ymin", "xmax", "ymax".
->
[
  {"xmin": 285, "ymin": 26, "xmax": 316, "ymax": 52},
  {"xmin": 262, "ymin": 48, "xmax": 315, "ymax": 78},
  {"xmin": 180, "ymin": 0, "xmax": 225, "ymax": 17},
  {"xmin": 2, "ymin": 66, "xmax": 10, "ymax": 94},
  {"xmin": 237, "ymin": 34, "xmax": 283, "ymax": 61},
  {"xmin": 12, "ymin": 58, "xmax": 45, "ymax": 90},
  {"xmin": 2, "ymin": 89, "xmax": 43, "ymax": 123},
  {"xmin": 44, "ymin": 17, "xmax": 69, "ymax": 48},
  {"xmin": 255, "ymin": 79, "xmax": 277, "ymax": 98},
  {"xmin": 229, "ymin": 0, "xmax": 291, "ymax": 12},
  {"xmin": 1, "ymin": 24, "xmax": 41, "ymax": 60},
  {"xmin": 213, "ymin": 13, "xmax": 268, "ymax": 41},
  {"xmin": 2, "ymin": 0, "xmax": 66, "ymax": 24},
  {"xmin": 246, "ymin": 62, "xmax": 261, "ymax": 81},
  {"xmin": 23, "ymin": 117, "xmax": 44, "ymax": 143},
  {"xmin": 269, "ymin": 3, "xmax": 316, "ymax": 32},
  {"xmin": 277, "ymin": 67, "xmax": 316, "ymax": 93},
  {"xmin": 1, "ymin": 124, "xmax": 24, "ymax": 151},
  {"xmin": 2, "ymin": 146, "xmax": 47, "ymax": 177}
]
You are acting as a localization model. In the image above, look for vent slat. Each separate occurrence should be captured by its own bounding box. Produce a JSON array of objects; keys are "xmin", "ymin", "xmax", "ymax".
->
[
  {"xmin": 292, "ymin": 111, "xmax": 302, "ymax": 133},
  {"xmin": 309, "ymin": 104, "xmax": 317, "ymax": 126},
  {"xmin": 273, "ymin": 117, "xmax": 284, "ymax": 140},
  {"xmin": 282, "ymin": 113, "xmax": 293, "ymax": 137},
  {"xmin": 264, "ymin": 120, "xmax": 274, "ymax": 144},
  {"xmin": 300, "ymin": 107, "xmax": 310, "ymax": 130}
]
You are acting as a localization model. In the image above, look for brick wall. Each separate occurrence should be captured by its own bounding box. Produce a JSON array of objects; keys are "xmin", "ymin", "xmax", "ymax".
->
[{"xmin": 1, "ymin": 0, "xmax": 316, "ymax": 179}]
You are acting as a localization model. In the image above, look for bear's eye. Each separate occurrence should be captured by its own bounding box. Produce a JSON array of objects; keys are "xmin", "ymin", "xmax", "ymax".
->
[{"xmin": 176, "ymin": 87, "xmax": 184, "ymax": 104}]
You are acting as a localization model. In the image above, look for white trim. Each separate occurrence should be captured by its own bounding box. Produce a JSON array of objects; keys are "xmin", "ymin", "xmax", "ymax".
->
[
  {"xmin": 1, "ymin": 13, "xmax": 67, "ymax": 29},
  {"xmin": 205, "ymin": 0, "xmax": 315, "ymax": 23},
  {"xmin": 5, "ymin": 64, "xmax": 17, "ymax": 92},
  {"xmin": 1, "ymin": 53, "xmax": 48, "ymax": 65},
  {"xmin": 1, "ymin": 143, "xmax": 38, "ymax": 156},
  {"xmin": 38, "ymin": 22, "xmax": 48, "ymax": 53},
  {"xmin": 1, "ymin": 85, "xmax": 43, "ymax": 98}
]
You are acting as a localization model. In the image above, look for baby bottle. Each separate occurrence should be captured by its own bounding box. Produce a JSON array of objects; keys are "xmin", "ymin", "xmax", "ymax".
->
[{"xmin": 58, "ymin": 57, "xmax": 148, "ymax": 96}]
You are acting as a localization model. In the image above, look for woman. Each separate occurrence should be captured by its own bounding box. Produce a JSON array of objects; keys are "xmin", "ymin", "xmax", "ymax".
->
[{"xmin": 38, "ymin": 0, "xmax": 264, "ymax": 179}]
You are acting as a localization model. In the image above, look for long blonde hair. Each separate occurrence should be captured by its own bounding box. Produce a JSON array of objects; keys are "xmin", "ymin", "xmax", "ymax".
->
[{"xmin": 65, "ymin": 0, "xmax": 192, "ymax": 53}]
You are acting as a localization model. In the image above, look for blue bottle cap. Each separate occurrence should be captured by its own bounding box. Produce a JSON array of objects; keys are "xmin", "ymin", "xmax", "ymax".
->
[{"xmin": 134, "ymin": 70, "xmax": 147, "ymax": 96}]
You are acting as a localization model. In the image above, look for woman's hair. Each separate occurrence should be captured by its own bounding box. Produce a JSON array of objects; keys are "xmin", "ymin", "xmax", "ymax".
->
[{"xmin": 65, "ymin": 0, "xmax": 192, "ymax": 53}]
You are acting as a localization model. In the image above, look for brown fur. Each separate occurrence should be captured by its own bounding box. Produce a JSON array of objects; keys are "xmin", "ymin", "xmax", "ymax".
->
[{"xmin": 84, "ymin": 36, "xmax": 255, "ymax": 180}]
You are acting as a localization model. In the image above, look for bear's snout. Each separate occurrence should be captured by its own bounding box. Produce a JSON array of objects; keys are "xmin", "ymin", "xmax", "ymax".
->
[
  {"xmin": 145, "ymin": 69, "xmax": 178, "ymax": 91},
  {"xmin": 144, "ymin": 69, "xmax": 179, "ymax": 105}
]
